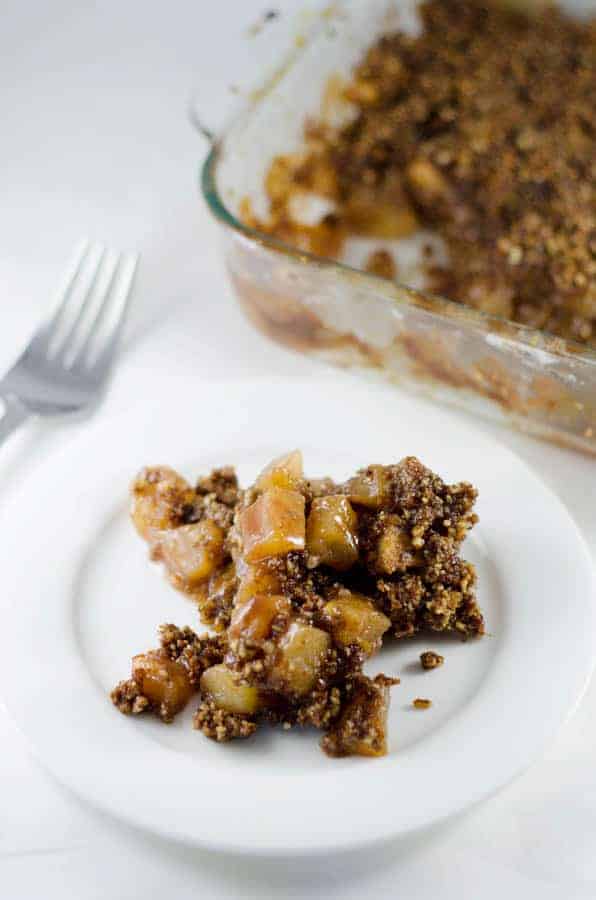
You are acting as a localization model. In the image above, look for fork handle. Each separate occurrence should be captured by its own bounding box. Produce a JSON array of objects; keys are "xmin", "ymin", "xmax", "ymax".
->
[{"xmin": 0, "ymin": 393, "xmax": 30, "ymax": 448}]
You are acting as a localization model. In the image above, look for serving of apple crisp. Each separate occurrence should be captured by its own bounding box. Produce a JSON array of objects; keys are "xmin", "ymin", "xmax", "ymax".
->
[{"xmin": 112, "ymin": 452, "xmax": 483, "ymax": 757}]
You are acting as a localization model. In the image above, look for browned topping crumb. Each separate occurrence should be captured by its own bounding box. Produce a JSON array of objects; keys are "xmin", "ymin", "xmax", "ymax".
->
[
  {"xmin": 111, "ymin": 678, "xmax": 150, "ymax": 716},
  {"xmin": 413, "ymin": 698, "xmax": 432, "ymax": 709},
  {"xmin": 114, "ymin": 452, "xmax": 483, "ymax": 756},
  {"xmin": 193, "ymin": 698, "xmax": 257, "ymax": 742},
  {"xmin": 295, "ymin": 684, "xmax": 343, "ymax": 730},
  {"xmin": 364, "ymin": 248, "xmax": 397, "ymax": 280},
  {"xmin": 196, "ymin": 467, "xmax": 240, "ymax": 506},
  {"xmin": 248, "ymin": 0, "xmax": 596, "ymax": 346},
  {"xmin": 158, "ymin": 624, "xmax": 228, "ymax": 685},
  {"xmin": 191, "ymin": 492, "xmax": 237, "ymax": 533},
  {"xmin": 420, "ymin": 650, "xmax": 444, "ymax": 670},
  {"xmin": 376, "ymin": 574, "xmax": 423, "ymax": 638}
]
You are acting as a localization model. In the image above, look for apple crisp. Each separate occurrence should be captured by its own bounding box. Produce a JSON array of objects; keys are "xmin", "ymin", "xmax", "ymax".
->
[
  {"xmin": 244, "ymin": 0, "xmax": 595, "ymax": 345},
  {"xmin": 112, "ymin": 452, "xmax": 483, "ymax": 757}
]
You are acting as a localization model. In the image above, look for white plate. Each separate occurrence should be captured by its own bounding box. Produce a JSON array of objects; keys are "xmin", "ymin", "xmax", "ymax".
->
[{"xmin": 0, "ymin": 375, "xmax": 594, "ymax": 856}]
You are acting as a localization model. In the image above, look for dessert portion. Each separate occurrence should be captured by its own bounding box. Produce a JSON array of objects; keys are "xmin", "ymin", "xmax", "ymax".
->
[
  {"xmin": 112, "ymin": 452, "xmax": 483, "ymax": 756},
  {"xmin": 243, "ymin": 0, "xmax": 595, "ymax": 346}
]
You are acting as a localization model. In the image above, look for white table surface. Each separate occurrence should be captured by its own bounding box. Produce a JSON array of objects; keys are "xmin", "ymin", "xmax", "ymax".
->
[{"xmin": 1, "ymin": 2, "xmax": 596, "ymax": 897}]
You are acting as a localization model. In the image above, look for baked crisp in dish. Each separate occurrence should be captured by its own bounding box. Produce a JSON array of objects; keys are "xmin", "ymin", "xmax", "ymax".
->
[
  {"xmin": 244, "ymin": 0, "xmax": 595, "ymax": 346},
  {"xmin": 112, "ymin": 452, "xmax": 483, "ymax": 756}
]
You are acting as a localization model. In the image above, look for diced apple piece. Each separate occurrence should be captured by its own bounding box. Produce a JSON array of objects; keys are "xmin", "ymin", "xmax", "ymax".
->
[
  {"xmin": 321, "ymin": 676, "xmax": 391, "ymax": 758},
  {"xmin": 240, "ymin": 488, "xmax": 305, "ymax": 562},
  {"xmin": 236, "ymin": 564, "xmax": 282, "ymax": 604},
  {"xmin": 270, "ymin": 622, "xmax": 330, "ymax": 697},
  {"xmin": 345, "ymin": 465, "xmax": 389, "ymax": 509},
  {"xmin": 229, "ymin": 594, "xmax": 290, "ymax": 642},
  {"xmin": 307, "ymin": 477, "xmax": 336, "ymax": 498},
  {"xmin": 344, "ymin": 198, "xmax": 418, "ymax": 239},
  {"xmin": 323, "ymin": 590, "xmax": 390, "ymax": 656},
  {"xmin": 132, "ymin": 651, "xmax": 193, "ymax": 720},
  {"xmin": 157, "ymin": 520, "xmax": 225, "ymax": 588},
  {"xmin": 306, "ymin": 495, "xmax": 358, "ymax": 570},
  {"xmin": 374, "ymin": 520, "xmax": 420, "ymax": 574},
  {"xmin": 200, "ymin": 664, "xmax": 262, "ymax": 715},
  {"xmin": 130, "ymin": 466, "xmax": 195, "ymax": 541},
  {"xmin": 208, "ymin": 562, "xmax": 237, "ymax": 604},
  {"xmin": 197, "ymin": 563, "xmax": 237, "ymax": 630},
  {"xmin": 255, "ymin": 450, "xmax": 303, "ymax": 492}
]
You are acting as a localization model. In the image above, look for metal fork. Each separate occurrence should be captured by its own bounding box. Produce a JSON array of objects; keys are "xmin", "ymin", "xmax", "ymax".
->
[{"xmin": 0, "ymin": 240, "xmax": 138, "ymax": 448}]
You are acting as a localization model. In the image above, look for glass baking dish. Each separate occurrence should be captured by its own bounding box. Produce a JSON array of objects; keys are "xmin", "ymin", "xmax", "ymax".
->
[{"xmin": 199, "ymin": 0, "xmax": 596, "ymax": 455}]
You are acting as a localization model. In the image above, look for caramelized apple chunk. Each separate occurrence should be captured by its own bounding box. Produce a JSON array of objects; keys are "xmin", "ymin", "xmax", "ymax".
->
[
  {"xmin": 130, "ymin": 466, "xmax": 195, "ymax": 541},
  {"xmin": 306, "ymin": 495, "xmax": 358, "ymax": 570},
  {"xmin": 240, "ymin": 487, "xmax": 306, "ymax": 562},
  {"xmin": 323, "ymin": 589, "xmax": 390, "ymax": 656},
  {"xmin": 344, "ymin": 197, "xmax": 418, "ymax": 239},
  {"xmin": 307, "ymin": 477, "xmax": 337, "ymax": 498},
  {"xmin": 321, "ymin": 675, "xmax": 394, "ymax": 758},
  {"xmin": 269, "ymin": 622, "xmax": 330, "ymax": 697},
  {"xmin": 131, "ymin": 650, "xmax": 194, "ymax": 722},
  {"xmin": 255, "ymin": 450, "xmax": 303, "ymax": 492},
  {"xmin": 229, "ymin": 594, "xmax": 290, "ymax": 642},
  {"xmin": 372, "ymin": 517, "xmax": 421, "ymax": 574},
  {"xmin": 156, "ymin": 520, "xmax": 225, "ymax": 589},
  {"xmin": 345, "ymin": 465, "xmax": 390, "ymax": 509},
  {"xmin": 236, "ymin": 564, "xmax": 282, "ymax": 604},
  {"xmin": 200, "ymin": 664, "xmax": 262, "ymax": 715}
]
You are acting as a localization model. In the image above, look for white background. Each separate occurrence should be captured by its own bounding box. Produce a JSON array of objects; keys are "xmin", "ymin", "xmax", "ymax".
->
[{"xmin": 1, "ymin": 2, "xmax": 596, "ymax": 897}]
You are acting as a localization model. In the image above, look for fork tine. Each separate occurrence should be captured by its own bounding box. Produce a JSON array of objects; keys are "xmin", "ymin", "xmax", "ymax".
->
[
  {"xmin": 55, "ymin": 244, "xmax": 111, "ymax": 362},
  {"xmin": 62, "ymin": 249, "xmax": 120, "ymax": 367},
  {"xmin": 77, "ymin": 252, "xmax": 139, "ymax": 373},
  {"xmin": 31, "ymin": 239, "xmax": 92, "ymax": 350}
]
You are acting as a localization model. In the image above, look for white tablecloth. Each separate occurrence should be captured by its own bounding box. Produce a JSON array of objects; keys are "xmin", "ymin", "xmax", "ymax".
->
[{"xmin": 1, "ymin": 2, "xmax": 596, "ymax": 897}]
